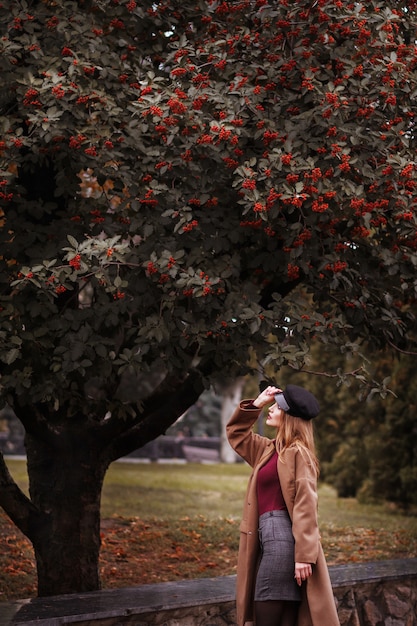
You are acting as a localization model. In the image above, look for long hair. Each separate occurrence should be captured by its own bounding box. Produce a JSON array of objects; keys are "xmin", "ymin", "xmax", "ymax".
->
[{"xmin": 276, "ymin": 412, "xmax": 320, "ymax": 476}]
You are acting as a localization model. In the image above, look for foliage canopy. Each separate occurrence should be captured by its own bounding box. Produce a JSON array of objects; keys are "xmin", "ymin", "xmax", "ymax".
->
[{"xmin": 1, "ymin": 0, "xmax": 417, "ymax": 422}]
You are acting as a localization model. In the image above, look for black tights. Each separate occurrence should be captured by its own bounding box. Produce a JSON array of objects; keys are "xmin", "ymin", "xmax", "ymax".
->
[{"xmin": 254, "ymin": 600, "xmax": 299, "ymax": 626}]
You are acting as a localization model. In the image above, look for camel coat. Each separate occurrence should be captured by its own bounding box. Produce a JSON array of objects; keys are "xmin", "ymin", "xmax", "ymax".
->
[{"xmin": 227, "ymin": 401, "xmax": 340, "ymax": 626}]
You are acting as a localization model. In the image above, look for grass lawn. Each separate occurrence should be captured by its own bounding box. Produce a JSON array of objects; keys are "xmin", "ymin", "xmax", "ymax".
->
[{"xmin": 1, "ymin": 459, "xmax": 416, "ymax": 602}]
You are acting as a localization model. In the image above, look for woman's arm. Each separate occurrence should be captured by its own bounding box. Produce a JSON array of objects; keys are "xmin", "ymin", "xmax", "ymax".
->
[
  {"xmin": 226, "ymin": 387, "xmax": 278, "ymax": 466},
  {"xmin": 291, "ymin": 448, "xmax": 320, "ymax": 566},
  {"xmin": 226, "ymin": 402, "xmax": 264, "ymax": 467}
]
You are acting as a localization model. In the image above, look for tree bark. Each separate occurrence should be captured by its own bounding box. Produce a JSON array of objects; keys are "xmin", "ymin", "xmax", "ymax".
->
[{"xmin": 24, "ymin": 429, "xmax": 107, "ymax": 596}]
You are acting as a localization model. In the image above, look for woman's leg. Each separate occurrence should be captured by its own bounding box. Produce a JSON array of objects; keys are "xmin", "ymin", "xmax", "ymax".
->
[
  {"xmin": 254, "ymin": 600, "xmax": 299, "ymax": 626},
  {"xmin": 255, "ymin": 600, "xmax": 283, "ymax": 626},
  {"xmin": 281, "ymin": 601, "xmax": 299, "ymax": 626}
]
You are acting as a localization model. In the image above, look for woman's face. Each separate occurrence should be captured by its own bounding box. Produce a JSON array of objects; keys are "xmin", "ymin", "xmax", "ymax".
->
[{"xmin": 266, "ymin": 402, "xmax": 284, "ymax": 428}]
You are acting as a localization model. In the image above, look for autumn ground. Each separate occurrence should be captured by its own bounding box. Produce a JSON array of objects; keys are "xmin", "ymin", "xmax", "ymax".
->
[{"xmin": 1, "ymin": 461, "xmax": 417, "ymax": 602}]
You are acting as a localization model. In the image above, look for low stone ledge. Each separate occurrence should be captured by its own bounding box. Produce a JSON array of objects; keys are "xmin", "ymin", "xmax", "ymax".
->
[
  {"xmin": 0, "ymin": 558, "xmax": 416, "ymax": 626},
  {"xmin": 329, "ymin": 557, "xmax": 417, "ymax": 586},
  {"xmin": 0, "ymin": 576, "xmax": 237, "ymax": 626}
]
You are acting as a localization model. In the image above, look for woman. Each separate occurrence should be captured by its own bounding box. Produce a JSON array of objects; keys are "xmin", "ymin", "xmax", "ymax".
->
[{"xmin": 227, "ymin": 382, "xmax": 340, "ymax": 626}]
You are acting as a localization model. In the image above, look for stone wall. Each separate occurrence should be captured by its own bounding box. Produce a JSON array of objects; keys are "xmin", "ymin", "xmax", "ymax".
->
[
  {"xmin": 332, "ymin": 560, "xmax": 417, "ymax": 626},
  {"xmin": 1, "ymin": 558, "xmax": 416, "ymax": 625}
]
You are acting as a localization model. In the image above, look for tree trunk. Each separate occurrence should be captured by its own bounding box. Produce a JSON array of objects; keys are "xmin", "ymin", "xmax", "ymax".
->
[
  {"xmin": 219, "ymin": 378, "xmax": 244, "ymax": 463},
  {"xmin": 25, "ymin": 430, "xmax": 107, "ymax": 596},
  {"xmin": 4, "ymin": 373, "xmax": 206, "ymax": 597}
]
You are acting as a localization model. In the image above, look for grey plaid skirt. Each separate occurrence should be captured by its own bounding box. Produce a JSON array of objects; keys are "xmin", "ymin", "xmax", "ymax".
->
[{"xmin": 254, "ymin": 510, "xmax": 301, "ymax": 602}]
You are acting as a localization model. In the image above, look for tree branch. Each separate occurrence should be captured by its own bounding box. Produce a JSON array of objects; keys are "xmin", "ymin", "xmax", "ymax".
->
[
  {"xmin": 387, "ymin": 340, "xmax": 417, "ymax": 357},
  {"xmin": 288, "ymin": 365, "xmax": 364, "ymax": 378},
  {"xmin": 103, "ymin": 369, "xmax": 205, "ymax": 463},
  {"xmin": 0, "ymin": 452, "xmax": 43, "ymax": 542},
  {"xmin": 286, "ymin": 364, "xmax": 398, "ymax": 398}
]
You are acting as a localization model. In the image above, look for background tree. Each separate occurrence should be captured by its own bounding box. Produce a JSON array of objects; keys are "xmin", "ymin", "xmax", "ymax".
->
[
  {"xmin": 275, "ymin": 343, "xmax": 417, "ymax": 507},
  {"xmin": 273, "ymin": 341, "xmax": 372, "ymax": 498},
  {"xmin": 1, "ymin": 0, "xmax": 417, "ymax": 596},
  {"xmin": 167, "ymin": 389, "xmax": 222, "ymax": 437},
  {"xmin": 357, "ymin": 352, "xmax": 417, "ymax": 509}
]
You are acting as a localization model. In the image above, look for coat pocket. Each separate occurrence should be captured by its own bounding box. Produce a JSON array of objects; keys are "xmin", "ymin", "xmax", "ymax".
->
[{"xmin": 240, "ymin": 518, "xmax": 257, "ymax": 545}]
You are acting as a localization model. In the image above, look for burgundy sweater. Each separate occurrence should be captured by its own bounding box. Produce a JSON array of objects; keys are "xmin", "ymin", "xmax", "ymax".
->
[{"xmin": 256, "ymin": 450, "xmax": 287, "ymax": 515}]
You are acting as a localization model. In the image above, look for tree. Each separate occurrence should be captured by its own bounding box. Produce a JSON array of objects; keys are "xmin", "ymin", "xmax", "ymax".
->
[
  {"xmin": 274, "ymin": 343, "xmax": 417, "ymax": 506},
  {"xmin": 357, "ymin": 352, "xmax": 417, "ymax": 509},
  {"xmin": 1, "ymin": 0, "xmax": 417, "ymax": 596},
  {"xmin": 167, "ymin": 388, "xmax": 222, "ymax": 437},
  {"xmin": 271, "ymin": 341, "xmax": 372, "ymax": 497}
]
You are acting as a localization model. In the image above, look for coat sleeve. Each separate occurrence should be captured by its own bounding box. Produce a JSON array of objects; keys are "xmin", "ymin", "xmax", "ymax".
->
[
  {"xmin": 226, "ymin": 400, "xmax": 270, "ymax": 468},
  {"xmin": 290, "ymin": 447, "xmax": 320, "ymax": 565}
]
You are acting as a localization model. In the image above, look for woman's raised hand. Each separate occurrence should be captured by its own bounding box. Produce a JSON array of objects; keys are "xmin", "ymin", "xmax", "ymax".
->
[{"xmin": 253, "ymin": 385, "xmax": 282, "ymax": 408}]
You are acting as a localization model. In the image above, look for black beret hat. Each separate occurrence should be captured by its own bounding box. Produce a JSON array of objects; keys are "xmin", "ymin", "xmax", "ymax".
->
[
  {"xmin": 280, "ymin": 384, "xmax": 319, "ymax": 420},
  {"xmin": 259, "ymin": 380, "xmax": 319, "ymax": 420}
]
